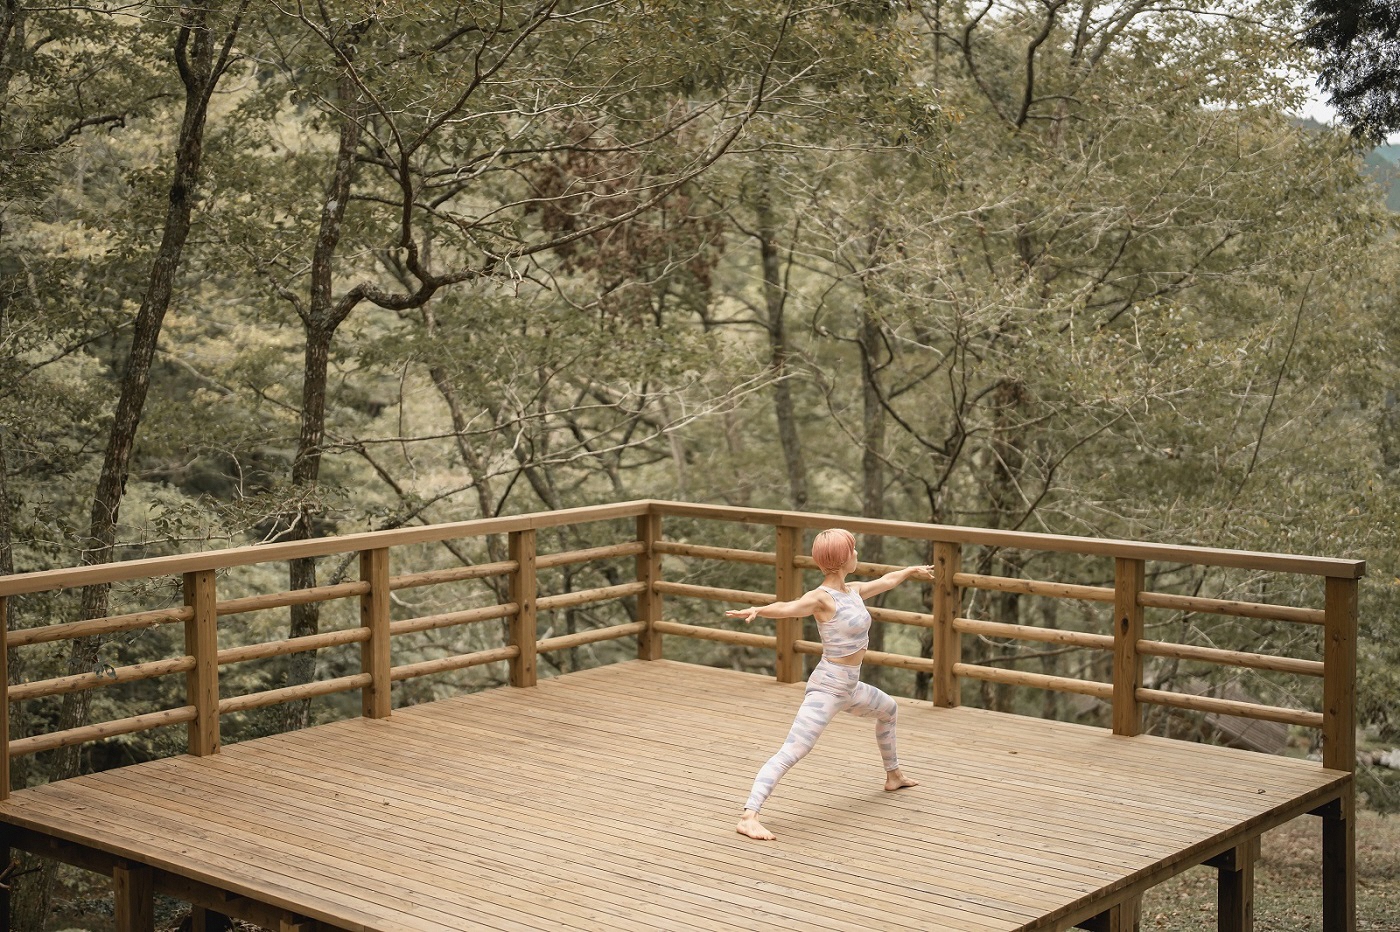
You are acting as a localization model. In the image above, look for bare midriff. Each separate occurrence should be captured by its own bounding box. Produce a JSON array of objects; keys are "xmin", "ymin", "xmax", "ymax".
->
[{"xmin": 827, "ymin": 648, "xmax": 865, "ymax": 666}]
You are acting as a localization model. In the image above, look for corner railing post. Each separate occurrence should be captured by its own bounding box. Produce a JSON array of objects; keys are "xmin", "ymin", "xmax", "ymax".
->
[
  {"xmin": 0, "ymin": 595, "xmax": 9, "ymax": 800},
  {"xmin": 774, "ymin": 525, "xmax": 802, "ymax": 683},
  {"xmin": 359, "ymin": 548, "xmax": 391, "ymax": 719},
  {"xmin": 1112, "ymin": 558, "xmax": 1145, "ymax": 737},
  {"xmin": 636, "ymin": 512, "xmax": 663, "ymax": 661},
  {"xmin": 932, "ymin": 541, "xmax": 961, "ymax": 707},
  {"xmin": 182, "ymin": 570, "xmax": 220, "ymax": 756},
  {"xmin": 1322, "ymin": 574, "xmax": 1357, "ymax": 932},
  {"xmin": 509, "ymin": 529, "xmax": 538, "ymax": 687}
]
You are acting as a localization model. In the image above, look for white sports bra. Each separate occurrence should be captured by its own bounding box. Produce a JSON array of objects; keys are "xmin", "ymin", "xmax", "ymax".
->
[{"xmin": 816, "ymin": 586, "xmax": 871, "ymax": 659}]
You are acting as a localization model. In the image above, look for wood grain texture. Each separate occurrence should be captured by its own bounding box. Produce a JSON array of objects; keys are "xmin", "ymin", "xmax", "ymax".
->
[
  {"xmin": 933, "ymin": 541, "xmax": 962, "ymax": 708},
  {"xmin": 508, "ymin": 531, "xmax": 537, "ymax": 689},
  {"xmin": 636, "ymin": 514, "xmax": 663, "ymax": 662},
  {"xmin": 183, "ymin": 570, "xmax": 220, "ymax": 756},
  {"xmin": 1112, "ymin": 559, "xmax": 1145, "ymax": 737},
  {"xmin": 774, "ymin": 525, "xmax": 803, "ymax": 684},
  {"xmin": 114, "ymin": 861, "xmax": 155, "ymax": 932},
  {"xmin": 0, "ymin": 661, "xmax": 1348, "ymax": 932},
  {"xmin": 358, "ymin": 549, "xmax": 391, "ymax": 720}
]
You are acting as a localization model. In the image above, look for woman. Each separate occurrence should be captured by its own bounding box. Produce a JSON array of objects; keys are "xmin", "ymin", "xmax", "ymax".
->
[{"xmin": 726, "ymin": 528, "xmax": 934, "ymax": 841}]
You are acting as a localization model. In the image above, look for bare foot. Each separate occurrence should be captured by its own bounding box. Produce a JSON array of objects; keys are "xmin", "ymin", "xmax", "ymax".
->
[
  {"xmin": 884, "ymin": 769, "xmax": 919, "ymax": 792},
  {"xmin": 736, "ymin": 810, "xmax": 776, "ymax": 840}
]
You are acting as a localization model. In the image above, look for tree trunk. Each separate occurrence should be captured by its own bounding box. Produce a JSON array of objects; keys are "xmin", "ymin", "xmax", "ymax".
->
[
  {"xmin": 983, "ymin": 378, "xmax": 1028, "ymax": 712},
  {"xmin": 279, "ymin": 321, "xmax": 335, "ymax": 732},
  {"xmin": 860, "ymin": 300, "xmax": 887, "ymax": 690},
  {"xmin": 29, "ymin": 4, "xmax": 240, "ymax": 926},
  {"xmin": 755, "ymin": 161, "xmax": 807, "ymax": 510},
  {"xmin": 278, "ymin": 68, "xmax": 365, "ymax": 731}
]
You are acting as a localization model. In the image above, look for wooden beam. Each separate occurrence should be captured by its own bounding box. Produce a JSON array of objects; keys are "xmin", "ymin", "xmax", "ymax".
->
[
  {"xmin": 1113, "ymin": 558, "xmax": 1145, "ymax": 737},
  {"xmin": 635, "ymin": 513, "xmax": 663, "ymax": 661},
  {"xmin": 358, "ymin": 548, "xmax": 392, "ymax": 719},
  {"xmin": 182, "ymin": 570, "xmax": 220, "ymax": 756},
  {"xmin": 1322, "ymin": 575, "xmax": 1357, "ymax": 932},
  {"xmin": 0, "ymin": 500, "xmax": 655, "ymax": 598},
  {"xmin": 773, "ymin": 525, "xmax": 802, "ymax": 684},
  {"xmin": 508, "ymin": 530, "xmax": 538, "ymax": 688},
  {"xmin": 1075, "ymin": 896, "xmax": 1140, "ymax": 931},
  {"xmin": 1323, "ymin": 576, "xmax": 1357, "ymax": 772},
  {"xmin": 932, "ymin": 541, "xmax": 961, "ymax": 708},
  {"xmin": 647, "ymin": 501, "xmax": 1366, "ymax": 579},
  {"xmin": 1215, "ymin": 836, "xmax": 1259, "ymax": 932},
  {"xmin": 113, "ymin": 861, "xmax": 154, "ymax": 932}
]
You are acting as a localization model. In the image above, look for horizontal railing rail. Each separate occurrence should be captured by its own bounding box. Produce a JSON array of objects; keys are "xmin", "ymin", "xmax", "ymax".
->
[
  {"xmin": 0, "ymin": 500, "xmax": 1362, "ymax": 802},
  {"xmin": 642, "ymin": 501, "xmax": 1359, "ymax": 780}
]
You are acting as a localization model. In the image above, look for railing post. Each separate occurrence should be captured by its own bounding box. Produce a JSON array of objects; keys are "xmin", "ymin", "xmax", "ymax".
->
[
  {"xmin": 0, "ymin": 595, "xmax": 9, "ymax": 800},
  {"xmin": 636, "ymin": 513, "xmax": 663, "ymax": 661},
  {"xmin": 182, "ymin": 570, "xmax": 220, "ymax": 757},
  {"xmin": 509, "ymin": 529, "xmax": 538, "ymax": 688},
  {"xmin": 359, "ymin": 548, "xmax": 391, "ymax": 719},
  {"xmin": 1322, "ymin": 575, "xmax": 1357, "ymax": 932},
  {"xmin": 774, "ymin": 525, "xmax": 802, "ymax": 683},
  {"xmin": 932, "ymin": 541, "xmax": 961, "ymax": 707},
  {"xmin": 1112, "ymin": 558, "xmax": 1145, "ymax": 737}
]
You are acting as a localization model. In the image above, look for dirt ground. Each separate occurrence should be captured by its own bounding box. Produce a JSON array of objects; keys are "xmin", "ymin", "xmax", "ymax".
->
[{"xmin": 1140, "ymin": 809, "xmax": 1400, "ymax": 931}]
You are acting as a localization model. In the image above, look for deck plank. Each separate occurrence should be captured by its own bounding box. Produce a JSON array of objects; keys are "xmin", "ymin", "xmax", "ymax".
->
[{"xmin": 0, "ymin": 660, "xmax": 1348, "ymax": 932}]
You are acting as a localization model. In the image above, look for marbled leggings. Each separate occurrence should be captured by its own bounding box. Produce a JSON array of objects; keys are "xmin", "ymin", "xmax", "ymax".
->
[{"xmin": 744, "ymin": 658, "xmax": 900, "ymax": 814}]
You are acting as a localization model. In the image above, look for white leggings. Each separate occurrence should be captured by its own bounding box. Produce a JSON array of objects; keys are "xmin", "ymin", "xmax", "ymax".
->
[{"xmin": 744, "ymin": 658, "xmax": 900, "ymax": 814}]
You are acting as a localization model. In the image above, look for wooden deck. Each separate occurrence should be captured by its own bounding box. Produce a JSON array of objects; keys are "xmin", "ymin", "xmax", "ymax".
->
[{"xmin": 0, "ymin": 660, "xmax": 1349, "ymax": 931}]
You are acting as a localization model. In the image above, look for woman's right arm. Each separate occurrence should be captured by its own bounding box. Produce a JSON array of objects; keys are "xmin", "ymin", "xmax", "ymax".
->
[{"xmin": 725, "ymin": 588, "xmax": 829, "ymax": 624}]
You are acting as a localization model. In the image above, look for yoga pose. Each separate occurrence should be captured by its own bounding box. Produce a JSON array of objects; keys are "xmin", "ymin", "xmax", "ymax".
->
[{"xmin": 726, "ymin": 528, "xmax": 934, "ymax": 841}]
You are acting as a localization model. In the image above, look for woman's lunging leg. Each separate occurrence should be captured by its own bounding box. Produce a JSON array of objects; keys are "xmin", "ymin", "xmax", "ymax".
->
[
  {"xmin": 847, "ymin": 681, "xmax": 918, "ymax": 791},
  {"xmin": 744, "ymin": 688, "xmax": 842, "ymax": 813}
]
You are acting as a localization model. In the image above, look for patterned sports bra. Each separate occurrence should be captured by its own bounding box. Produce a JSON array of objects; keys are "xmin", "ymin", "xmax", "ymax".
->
[{"xmin": 816, "ymin": 586, "xmax": 871, "ymax": 659}]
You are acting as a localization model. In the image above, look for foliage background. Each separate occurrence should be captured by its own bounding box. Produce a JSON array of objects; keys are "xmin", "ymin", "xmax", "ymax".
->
[{"xmin": 2, "ymin": 0, "xmax": 1399, "ymax": 927}]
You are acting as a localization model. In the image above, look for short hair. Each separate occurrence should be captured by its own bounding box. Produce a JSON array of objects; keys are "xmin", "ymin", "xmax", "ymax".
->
[{"xmin": 811, "ymin": 528, "xmax": 856, "ymax": 573}]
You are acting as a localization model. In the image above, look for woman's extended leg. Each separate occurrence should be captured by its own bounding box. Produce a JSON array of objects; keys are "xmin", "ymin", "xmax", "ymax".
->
[
  {"xmin": 737, "ymin": 661, "xmax": 852, "ymax": 840},
  {"xmin": 744, "ymin": 687, "xmax": 843, "ymax": 813},
  {"xmin": 846, "ymin": 681, "xmax": 918, "ymax": 791}
]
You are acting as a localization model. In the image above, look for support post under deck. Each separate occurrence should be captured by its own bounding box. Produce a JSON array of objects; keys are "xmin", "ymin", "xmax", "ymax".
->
[
  {"xmin": 113, "ymin": 861, "xmax": 154, "ymax": 932},
  {"xmin": 1077, "ymin": 896, "xmax": 1140, "ymax": 932},
  {"xmin": 1210, "ymin": 837, "xmax": 1259, "ymax": 931},
  {"xmin": 190, "ymin": 906, "xmax": 233, "ymax": 932}
]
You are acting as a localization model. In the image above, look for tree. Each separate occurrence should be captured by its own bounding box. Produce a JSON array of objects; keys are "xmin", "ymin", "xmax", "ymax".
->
[
  {"xmin": 220, "ymin": 0, "xmax": 869, "ymax": 728},
  {"xmin": 1304, "ymin": 0, "xmax": 1400, "ymax": 141}
]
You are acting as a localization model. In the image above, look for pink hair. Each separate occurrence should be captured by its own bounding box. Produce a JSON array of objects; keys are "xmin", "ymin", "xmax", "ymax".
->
[{"xmin": 811, "ymin": 528, "xmax": 856, "ymax": 573}]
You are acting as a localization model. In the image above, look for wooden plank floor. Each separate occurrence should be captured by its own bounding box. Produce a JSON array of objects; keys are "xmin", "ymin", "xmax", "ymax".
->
[{"xmin": 0, "ymin": 660, "xmax": 1350, "ymax": 931}]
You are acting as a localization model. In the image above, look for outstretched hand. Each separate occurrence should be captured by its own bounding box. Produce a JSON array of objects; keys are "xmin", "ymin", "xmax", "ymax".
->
[
  {"xmin": 725, "ymin": 607, "xmax": 761, "ymax": 624},
  {"xmin": 908, "ymin": 564, "xmax": 935, "ymax": 581}
]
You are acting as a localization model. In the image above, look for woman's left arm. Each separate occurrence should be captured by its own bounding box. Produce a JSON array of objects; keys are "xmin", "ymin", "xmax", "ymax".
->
[{"xmin": 853, "ymin": 564, "xmax": 935, "ymax": 599}]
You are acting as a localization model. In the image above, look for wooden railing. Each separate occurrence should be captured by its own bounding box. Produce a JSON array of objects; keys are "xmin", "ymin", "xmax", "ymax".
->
[{"xmin": 0, "ymin": 500, "xmax": 1363, "ymax": 801}]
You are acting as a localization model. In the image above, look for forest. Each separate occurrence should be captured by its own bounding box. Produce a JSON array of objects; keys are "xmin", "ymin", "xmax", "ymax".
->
[{"xmin": 3, "ymin": 0, "xmax": 1400, "ymax": 927}]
